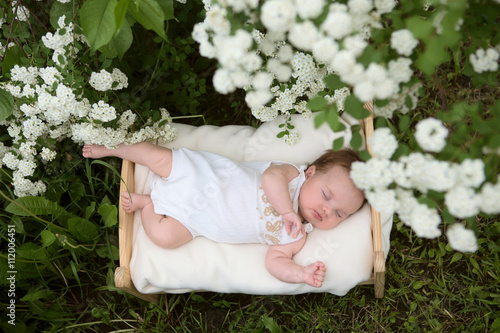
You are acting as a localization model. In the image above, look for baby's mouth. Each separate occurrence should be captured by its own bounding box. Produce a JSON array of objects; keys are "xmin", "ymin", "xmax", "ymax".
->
[{"xmin": 313, "ymin": 210, "xmax": 322, "ymax": 221}]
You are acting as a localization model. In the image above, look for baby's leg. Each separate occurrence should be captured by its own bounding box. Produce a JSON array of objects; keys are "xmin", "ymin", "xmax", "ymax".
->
[
  {"xmin": 83, "ymin": 142, "xmax": 173, "ymax": 178},
  {"xmin": 121, "ymin": 192, "xmax": 192, "ymax": 249}
]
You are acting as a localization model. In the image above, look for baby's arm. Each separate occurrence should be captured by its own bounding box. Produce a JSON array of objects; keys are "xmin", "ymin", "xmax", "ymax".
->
[
  {"xmin": 265, "ymin": 237, "xmax": 326, "ymax": 288},
  {"xmin": 261, "ymin": 164, "xmax": 303, "ymax": 238}
]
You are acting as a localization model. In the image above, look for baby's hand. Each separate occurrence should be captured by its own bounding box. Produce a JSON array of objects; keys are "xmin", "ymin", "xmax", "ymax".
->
[
  {"xmin": 302, "ymin": 261, "xmax": 326, "ymax": 288},
  {"xmin": 282, "ymin": 211, "xmax": 304, "ymax": 239}
]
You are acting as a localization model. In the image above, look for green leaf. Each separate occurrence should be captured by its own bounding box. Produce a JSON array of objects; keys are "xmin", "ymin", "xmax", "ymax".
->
[
  {"xmin": 333, "ymin": 137, "xmax": 344, "ymax": 151},
  {"xmin": 98, "ymin": 203, "xmax": 118, "ymax": 227},
  {"xmin": 96, "ymin": 245, "xmax": 120, "ymax": 260},
  {"xmin": 350, "ymin": 130, "xmax": 363, "ymax": 151},
  {"xmin": 114, "ymin": 0, "xmax": 131, "ymax": 31},
  {"xmin": 128, "ymin": 0, "xmax": 167, "ymax": 40},
  {"xmin": 314, "ymin": 110, "xmax": 327, "ymax": 128},
  {"xmin": 398, "ymin": 115, "xmax": 411, "ymax": 133},
  {"xmin": 326, "ymin": 109, "xmax": 346, "ymax": 132},
  {"xmin": 344, "ymin": 95, "xmax": 371, "ymax": 119},
  {"xmin": 412, "ymin": 281, "xmax": 426, "ymax": 290},
  {"xmin": 17, "ymin": 242, "xmax": 47, "ymax": 260},
  {"xmin": 49, "ymin": 1, "xmax": 72, "ymax": 30},
  {"xmin": 306, "ymin": 96, "xmax": 328, "ymax": 111},
  {"xmin": 261, "ymin": 315, "xmax": 283, "ymax": 333},
  {"xmin": 6, "ymin": 196, "xmax": 67, "ymax": 217},
  {"xmin": 10, "ymin": 216, "xmax": 25, "ymax": 234},
  {"xmin": 407, "ymin": 16, "xmax": 433, "ymax": 43},
  {"xmin": 2, "ymin": 44, "xmax": 24, "ymax": 79},
  {"xmin": 157, "ymin": 0, "xmax": 175, "ymax": 21},
  {"xmin": 80, "ymin": 0, "xmax": 118, "ymax": 52},
  {"xmin": 99, "ymin": 18, "xmax": 133, "ymax": 59},
  {"xmin": 21, "ymin": 289, "xmax": 54, "ymax": 302},
  {"xmin": 323, "ymin": 74, "xmax": 346, "ymax": 91},
  {"xmin": 68, "ymin": 218, "xmax": 99, "ymax": 241},
  {"xmin": 416, "ymin": 38, "xmax": 450, "ymax": 75},
  {"xmin": 450, "ymin": 252, "xmax": 463, "ymax": 264},
  {"xmin": 40, "ymin": 230, "xmax": 56, "ymax": 247},
  {"xmin": 0, "ymin": 88, "xmax": 14, "ymax": 122}
]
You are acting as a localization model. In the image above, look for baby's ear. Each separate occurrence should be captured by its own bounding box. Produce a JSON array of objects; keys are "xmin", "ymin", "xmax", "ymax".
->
[{"xmin": 305, "ymin": 165, "xmax": 317, "ymax": 178}]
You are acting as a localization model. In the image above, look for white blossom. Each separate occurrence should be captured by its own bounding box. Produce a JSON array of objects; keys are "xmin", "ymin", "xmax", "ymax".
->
[
  {"xmin": 288, "ymin": 21, "xmax": 319, "ymax": 51},
  {"xmin": 295, "ymin": 0, "xmax": 325, "ymax": 19},
  {"xmin": 10, "ymin": 65, "xmax": 39, "ymax": 85},
  {"xmin": 22, "ymin": 116, "xmax": 47, "ymax": 141},
  {"xmin": 111, "ymin": 68, "xmax": 129, "ymax": 90},
  {"xmin": 446, "ymin": 224, "xmax": 478, "ymax": 253},
  {"xmin": 312, "ymin": 36, "xmax": 339, "ymax": 64},
  {"xmin": 348, "ymin": 0, "xmax": 373, "ymax": 14},
  {"xmin": 268, "ymin": 59, "xmax": 292, "ymax": 82},
  {"xmin": 365, "ymin": 188, "xmax": 399, "ymax": 215},
  {"xmin": 261, "ymin": 0, "xmax": 296, "ymax": 33},
  {"xmin": 213, "ymin": 68, "xmax": 236, "ymax": 94},
  {"xmin": 344, "ymin": 34, "xmax": 368, "ymax": 57},
  {"xmin": 388, "ymin": 57, "xmax": 413, "ymax": 84},
  {"xmin": 478, "ymin": 182, "xmax": 500, "ymax": 214},
  {"xmin": 17, "ymin": 159, "xmax": 37, "ymax": 177},
  {"xmin": 455, "ymin": 159, "xmax": 485, "ymax": 188},
  {"xmin": 469, "ymin": 48, "xmax": 499, "ymax": 73},
  {"xmin": 252, "ymin": 106, "xmax": 278, "ymax": 122},
  {"xmin": 12, "ymin": 2, "xmax": 30, "ymax": 22},
  {"xmin": 390, "ymin": 29, "xmax": 419, "ymax": 57},
  {"xmin": 395, "ymin": 188, "xmax": 419, "ymax": 226},
  {"xmin": 374, "ymin": 0, "xmax": 397, "ymax": 14},
  {"xmin": 284, "ymin": 131, "xmax": 299, "ymax": 145},
  {"xmin": 321, "ymin": 10, "xmax": 353, "ymax": 40},
  {"xmin": 2, "ymin": 152, "xmax": 19, "ymax": 170},
  {"xmin": 89, "ymin": 69, "xmax": 114, "ymax": 92},
  {"xmin": 415, "ymin": 118, "xmax": 448, "ymax": 153},
  {"xmin": 90, "ymin": 100, "xmax": 117, "ymax": 122},
  {"xmin": 368, "ymin": 127, "xmax": 398, "ymax": 160},
  {"xmin": 350, "ymin": 158, "xmax": 393, "ymax": 190},
  {"xmin": 205, "ymin": 5, "xmax": 230, "ymax": 35},
  {"xmin": 409, "ymin": 203, "xmax": 442, "ymax": 238},
  {"xmin": 40, "ymin": 147, "xmax": 57, "ymax": 162},
  {"xmin": 445, "ymin": 186, "xmax": 480, "ymax": 218},
  {"xmin": 39, "ymin": 67, "xmax": 61, "ymax": 85},
  {"xmin": 245, "ymin": 89, "xmax": 273, "ymax": 109}
]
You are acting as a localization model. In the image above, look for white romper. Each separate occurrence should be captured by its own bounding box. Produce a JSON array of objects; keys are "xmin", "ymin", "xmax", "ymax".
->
[{"xmin": 149, "ymin": 148, "xmax": 312, "ymax": 245}]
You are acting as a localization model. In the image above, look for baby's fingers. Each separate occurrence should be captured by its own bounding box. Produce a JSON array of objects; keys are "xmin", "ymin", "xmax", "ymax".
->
[{"xmin": 292, "ymin": 223, "xmax": 304, "ymax": 239}]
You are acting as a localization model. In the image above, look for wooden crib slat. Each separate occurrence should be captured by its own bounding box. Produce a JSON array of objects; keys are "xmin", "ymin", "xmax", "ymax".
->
[
  {"xmin": 363, "ymin": 101, "xmax": 386, "ymax": 298},
  {"xmin": 118, "ymin": 159, "xmax": 135, "ymax": 268},
  {"xmin": 115, "ymin": 159, "xmax": 161, "ymax": 303}
]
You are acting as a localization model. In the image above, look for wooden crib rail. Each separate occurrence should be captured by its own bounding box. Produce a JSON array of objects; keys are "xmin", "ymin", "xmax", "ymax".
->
[
  {"xmin": 116, "ymin": 159, "xmax": 159, "ymax": 303},
  {"xmin": 363, "ymin": 101, "xmax": 386, "ymax": 299}
]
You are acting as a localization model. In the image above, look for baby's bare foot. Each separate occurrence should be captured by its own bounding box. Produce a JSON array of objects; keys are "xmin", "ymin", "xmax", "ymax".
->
[
  {"xmin": 82, "ymin": 144, "xmax": 113, "ymax": 159},
  {"xmin": 120, "ymin": 192, "xmax": 152, "ymax": 213}
]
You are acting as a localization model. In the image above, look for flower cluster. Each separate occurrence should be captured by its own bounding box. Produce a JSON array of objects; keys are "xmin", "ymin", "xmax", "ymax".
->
[
  {"xmin": 193, "ymin": 0, "xmax": 426, "ymax": 143},
  {"xmin": 469, "ymin": 48, "xmax": 500, "ymax": 74},
  {"xmin": 1, "ymin": 16, "xmax": 176, "ymax": 197},
  {"xmin": 195, "ymin": 0, "xmax": 402, "ymax": 104},
  {"xmin": 350, "ymin": 119, "xmax": 499, "ymax": 252}
]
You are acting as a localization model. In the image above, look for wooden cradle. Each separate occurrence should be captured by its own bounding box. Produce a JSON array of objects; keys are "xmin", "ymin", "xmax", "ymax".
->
[{"xmin": 114, "ymin": 110, "xmax": 385, "ymax": 302}]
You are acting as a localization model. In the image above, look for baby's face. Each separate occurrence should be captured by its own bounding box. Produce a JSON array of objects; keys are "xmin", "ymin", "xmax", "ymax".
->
[{"xmin": 298, "ymin": 165, "xmax": 364, "ymax": 230}]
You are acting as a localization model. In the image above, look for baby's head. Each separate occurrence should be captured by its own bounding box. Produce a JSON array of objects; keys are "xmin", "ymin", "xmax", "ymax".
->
[{"xmin": 298, "ymin": 148, "xmax": 365, "ymax": 230}]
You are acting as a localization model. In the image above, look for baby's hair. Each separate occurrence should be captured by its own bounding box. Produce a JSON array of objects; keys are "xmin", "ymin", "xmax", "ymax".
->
[{"xmin": 309, "ymin": 148, "xmax": 362, "ymax": 174}]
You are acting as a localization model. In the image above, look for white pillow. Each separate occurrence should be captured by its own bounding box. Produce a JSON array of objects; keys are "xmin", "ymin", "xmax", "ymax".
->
[{"xmin": 130, "ymin": 115, "xmax": 393, "ymax": 295}]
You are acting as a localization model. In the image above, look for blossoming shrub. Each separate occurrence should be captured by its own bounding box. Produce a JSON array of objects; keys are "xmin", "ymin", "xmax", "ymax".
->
[
  {"xmin": 0, "ymin": 4, "xmax": 177, "ymax": 197},
  {"xmin": 189, "ymin": 0, "xmax": 500, "ymax": 252}
]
